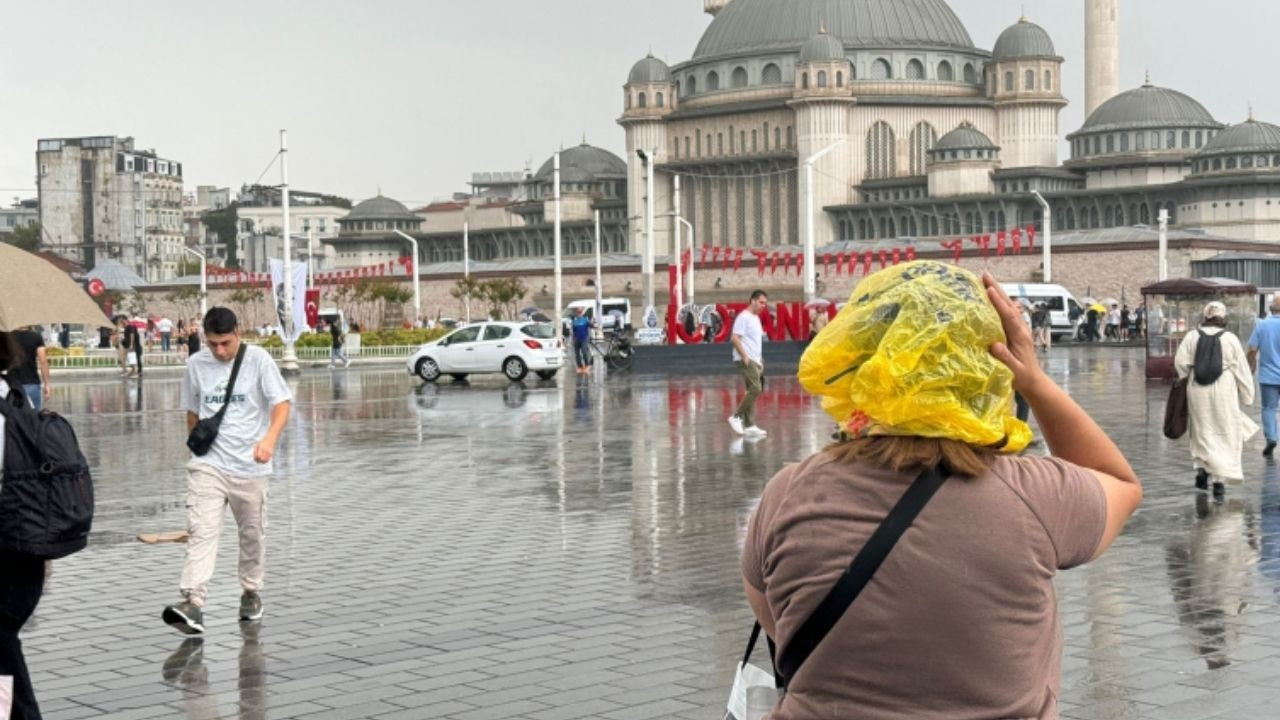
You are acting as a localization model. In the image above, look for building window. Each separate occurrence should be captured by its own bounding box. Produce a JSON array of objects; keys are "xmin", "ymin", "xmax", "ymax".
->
[
  {"xmin": 1182, "ymin": 130, "xmax": 1191, "ymax": 148},
  {"xmin": 906, "ymin": 59, "xmax": 925, "ymax": 80},
  {"xmin": 1024, "ymin": 70, "xmax": 1035, "ymax": 90},
  {"xmin": 1044, "ymin": 70, "xmax": 1052, "ymax": 91},
  {"xmin": 1195, "ymin": 130, "xmax": 1203, "ymax": 148},
  {"xmin": 125, "ymin": 157, "xmax": 134, "ymax": 172},
  {"xmin": 1120, "ymin": 133, "xmax": 1129, "ymax": 152},
  {"xmin": 762, "ymin": 63, "xmax": 782, "ymax": 84},
  {"xmin": 687, "ymin": 76, "xmax": 697, "ymax": 94},
  {"xmin": 909, "ymin": 121, "xmax": 937, "ymax": 176},
  {"xmin": 731, "ymin": 66, "xmax": 748, "ymax": 88},
  {"xmin": 1168, "ymin": 130, "xmax": 1177, "ymax": 148},
  {"xmin": 871, "ymin": 59, "xmax": 892, "ymax": 80},
  {"xmin": 764, "ymin": 122, "xmax": 770, "ymax": 151},
  {"xmin": 866, "ymin": 121, "xmax": 896, "ymax": 179},
  {"xmin": 787, "ymin": 126, "xmax": 794, "ymax": 148},
  {"xmin": 656, "ymin": 92, "xmax": 664, "ymax": 108},
  {"xmin": 638, "ymin": 92, "xmax": 646, "ymax": 108},
  {"xmin": 1136, "ymin": 132, "xmax": 1145, "ymax": 151},
  {"xmin": 1106, "ymin": 135, "xmax": 1115, "ymax": 153},
  {"xmin": 774, "ymin": 127, "xmax": 781, "ymax": 149},
  {"xmin": 836, "ymin": 71, "xmax": 844, "ymax": 87},
  {"xmin": 675, "ymin": 80, "xmax": 681, "ymax": 96},
  {"xmin": 707, "ymin": 70, "xmax": 720, "ymax": 91},
  {"xmin": 718, "ymin": 133, "xmax": 724, "ymax": 155},
  {"xmin": 817, "ymin": 70, "xmax": 828, "ymax": 87},
  {"xmin": 752, "ymin": 130, "xmax": 758, "ymax": 152},
  {"xmin": 685, "ymin": 137, "xmax": 690, "ymax": 157},
  {"xmin": 963, "ymin": 63, "xmax": 976, "ymax": 84},
  {"xmin": 801, "ymin": 72, "xmax": 809, "ymax": 89},
  {"xmin": 937, "ymin": 60, "xmax": 954, "ymax": 81}
]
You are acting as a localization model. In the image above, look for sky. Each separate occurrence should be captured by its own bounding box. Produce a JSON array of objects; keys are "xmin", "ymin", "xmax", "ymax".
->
[{"xmin": 1, "ymin": 0, "xmax": 1276, "ymax": 208}]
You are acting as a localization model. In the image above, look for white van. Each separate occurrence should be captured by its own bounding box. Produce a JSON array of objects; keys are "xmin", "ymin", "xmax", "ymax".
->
[
  {"xmin": 561, "ymin": 298, "xmax": 632, "ymax": 333},
  {"xmin": 1000, "ymin": 283, "xmax": 1083, "ymax": 339}
]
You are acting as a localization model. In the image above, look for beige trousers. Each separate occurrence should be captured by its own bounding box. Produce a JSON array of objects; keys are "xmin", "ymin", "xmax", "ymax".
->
[{"xmin": 179, "ymin": 462, "xmax": 268, "ymax": 607}]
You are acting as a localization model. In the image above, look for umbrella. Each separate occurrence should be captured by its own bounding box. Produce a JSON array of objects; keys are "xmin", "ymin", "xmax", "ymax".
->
[
  {"xmin": 0, "ymin": 243, "xmax": 112, "ymax": 331},
  {"xmin": 804, "ymin": 299, "xmax": 832, "ymax": 310},
  {"xmin": 530, "ymin": 312, "xmax": 552, "ymax": 323},
  {"xmin": 1090, "ymin": 303, "xmax": 1106, "ymax": 314},
  {"xmin": 520, "ymin": 306, "xmax": 542, "ymax": 317}
]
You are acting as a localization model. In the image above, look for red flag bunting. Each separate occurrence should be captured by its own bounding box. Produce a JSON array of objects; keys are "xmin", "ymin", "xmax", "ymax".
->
[
  {"xmin": 753, "ymin": 250, "xmax": 767, "ymax": 276},
  {"xmin": 823, "ymin": 252, "xmax": 832, "ymax": 277},
  {"xmin": 1011, "ymin": 227, "xmax": 1022, "ymax": 255},
  {"xmin": 862, "ymin": 251, "xmax": 873, "ymax": 276},
  {"xmin": 700, "ymin": 245, "xmax": 710, "ymax": 265},
  {"xmin": 906, "ymin": 246, "xmax": 917, "ymax": 262},
  {"xmin": 970, "ymin": 234, "xmax": 991, "ymax": 259},
  {"xmin": 1025, "ymin": 224, "xmax": 1036, "ymax": 250},
  {"xmin": 770, "ymin": 251, "xmax": 780, "ymax": 275},
  {"xmin": 733, "ymin": 248, "xmax": 744, "ymax": 272},
  {"xmin": 996, "ymin": 231, "xmax": 1006, "ymax": 256},
  {"xmin": 941, "ymin": 238, "xmax": 964, "ymax": 263},
  {"xmin": 891, "ymin": 248, "xmax": 901, "ymax": 266},
  {"xmin": 877, "ymin": 250, "xmax": 887, "ymax": 269}
]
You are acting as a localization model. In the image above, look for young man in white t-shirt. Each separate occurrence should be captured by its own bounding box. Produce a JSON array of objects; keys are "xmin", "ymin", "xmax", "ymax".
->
[
  {"xmin": 163, "ymin": 307, "xmax": 292, "ymax": 634},
  {"xmin": 729, "ymin": 290, "xmax": 768, "ymax": 438}
]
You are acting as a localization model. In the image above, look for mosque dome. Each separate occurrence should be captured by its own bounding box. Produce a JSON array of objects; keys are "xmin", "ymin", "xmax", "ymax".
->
[
  {"xmin": 1078, "ymin": 83, "xmax": 1219, "ymax": 134},
  {"xmin": 692, "ymin": 0, "xmax": 975, "ymax": 60},
  {"xmin": 798, "ymin": 29, "xmax": 846, "ymax": 63},
  {"xmin": 1197, "ymin": 118, "xmax": 1280, "ymax": 156},
  {"xmin": 992, "ymin": 18, "xmax": 1056, "ymax": 60},
  {"xmin": 344, "ymin": 195, "xmax": 417, "ymax": 221},
  {"xmin": 534, "ymin": 143, "xmax": 628, "ymax": 184},
  {"xmin": 628, "ymin": 55, "xmax": 672, "ymax": 84},
  {"xmin": 934, "ymin": 123, "xmax": 996, "ymax": 151}
]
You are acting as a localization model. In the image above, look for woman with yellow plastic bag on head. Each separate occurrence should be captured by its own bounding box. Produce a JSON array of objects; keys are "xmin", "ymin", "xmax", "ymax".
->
[{"xmin": 738, "ymin": 261, "xmax": 1142, "ymax": 720}]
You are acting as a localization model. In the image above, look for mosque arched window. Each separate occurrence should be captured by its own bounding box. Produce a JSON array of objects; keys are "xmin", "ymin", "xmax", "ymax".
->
[
  {"xmin": 1195, "ymin": 130, "xmax": 1203, "ymax": 148},
  {"xmin": 1182, "ymin": 130, "xmax": 1191, "ymax": 148},
  {"xmin": 1167, "ymin": 130, "xmax": 1176, "ymax": 149},
  {"xmin": 707, "ymin": 71, "xmax": 720, "ymax": 92},
  {"xmin": 1151, "ymin": 131, "xmax": 1160, "ymax": 149},
  {"xmin": 817, "ymin": 70, "xmax": 828, "ymax": 87},
  {"xmin": 687, "ymin": 76, "xmax": 697, "ymax": 94},
  {"xmin": 787, "ymin": 126, "xmax": 794, "ymax": 148},
  {"xmin": 1136, "ymin": 132, "xmax": 1145, "ymax": 151},
  {"xmin": 656, "ymin": 92, "xmax": 664, "ymax": 108},
  {"xmin": 937, "ymin": 61, "xmax": 954, "ymax": 81},
  {"xmin": 638, "ymin": 92, "xmax": 646, "ymax": 108},
  {"xmin": 1089, "ymin": 207, "xmax": 1099, "ymax": 227},
  {"xmin": 1140, "ymin": 204, "xmax": 1150, "ymax": 224},
  {"xmin": 906, "ymin": 59, "xmax": 925, "ymax": 80},
  {"xmin": 625, "ymin": 93, "xmax": 631, "ymax": 110},
  {"xmin": 762, "ymin": 63, "xmax": 782, "ymax": 85},
  {"xmin": 1226, "ymin": 156, "xmax": 1238, "ymax": 169},
  {"xmin": 775, "ymin": 127, "xmax": 781, "ymax": 149},
  {"xmin": 1120, "ymin": 133, "xmax": 1129, "ymax": 152},
  {"xmin": 836, "ymin": 71, "xmax": 844, "ymax": 87},
  {"xmin": 871, "ymin": 59, "xmax": 892, "ymax": 80},
  {"xmin": 1106, "ymin": 135, "xmax": 1114, "ymax": 153},
  {"xmin": 1024, "ymin": 70, "xmax": 1035, "ymax": 90},
  {"xmin": 802, "ymin": 72, "xmax": 809, "ymax": 89},
  {"xmin": 1261, "ymin": 155, "xmax": 1271, "ymax": 168},
  {"xmin": 1044, "ymin": 70, "xmax": 1052, "ymax": 91},
  {"xmin": 963, "ymin": 63, "xmax": 976, "ymax": 84},
  {"xmin": 1004, "ymin": 71, "xmax": 1014, "ymax": 92},
  {"xmin": 866, "ymin": 121, "xmax": 897, "ymax": 180},
  {"xmin": 1213, "ymin": 158, "xmax": 1222, "ymax": 171},
  {"xmin": 732, "ymin": 66, "xmax": 748, "ymax": 88},
  {"xmin": 908, "ymin": 121, "xmax": 937, "ymax": 176},
  {"xmin": 675, "ymin": 80, "xmax": 681, "ymax": 96}
]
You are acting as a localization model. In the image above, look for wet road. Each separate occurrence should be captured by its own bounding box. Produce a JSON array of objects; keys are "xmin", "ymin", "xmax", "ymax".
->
[{"xmin": 21, "ymin": 348, "xmax": 1280, "ymax": 719}]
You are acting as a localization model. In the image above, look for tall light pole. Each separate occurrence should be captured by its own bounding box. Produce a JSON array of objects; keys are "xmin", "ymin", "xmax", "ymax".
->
[
  {"xmin": 553, "ymin": 152, "xmax": 563, "ymax": 325},
  {"xmin": 593, "ymin": 209, "xmax": 603, "ymax": 324},
  {"xmin": 637, "ymin": 148, "xmax": 657, "ymax": 311},
  {"xmin": 1158, "ymin": 207, "xmax": 1169, "ymax": 281},
  {"xmin": 306, "ymin": 228, "xmax": 315, "ymax": 290},
  {"xmin": 463, "ymin": 220, "xmax": 471, "ymax": 322},
  {"xmin": 391, "ymin": 229, "xmax": 421, "ymax": 327},
  {"xmin": 1031, "ymin": 190, "xmax": 1052, "ymax": 283},
  {"xmin": 183, "ymin": 245, "xmax": 207, "ymax": 318},
  {"xmin": 804, "ymin": 138, "xmax": 845, "ymax": 302},
  {"xmin": 674, "ymin": 216, "xmax": 695, "ymax": 308},
  {"xmin": 278, "ymin": 130, "xmax": 299, "ymax": 374}
]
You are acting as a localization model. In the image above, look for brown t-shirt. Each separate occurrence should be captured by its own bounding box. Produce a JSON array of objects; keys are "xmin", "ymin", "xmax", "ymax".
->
[{"xmin": 742, "ymin": 452, "xmax": 1107, "ymax": 720}]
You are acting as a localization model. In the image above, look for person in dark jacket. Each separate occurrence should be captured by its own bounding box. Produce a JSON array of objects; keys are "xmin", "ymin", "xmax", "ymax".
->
[{"xmin": 0, "ymin": 330, "xmax": 48, "ymax": 720}]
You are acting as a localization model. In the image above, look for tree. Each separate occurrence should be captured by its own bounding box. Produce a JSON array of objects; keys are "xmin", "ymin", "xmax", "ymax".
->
[
  {"xmin": 450, "ymin": 277, "xmax": 483, "ymax": 319},
  {"xmin": 228, "ymin": 281, "xmax": 263, "ymax": 329},
  {"xmin": 478, "ymin": 278, "xmax": 527, "ymax": 321},
  {"xmin": 201, "ymin": 203, "xmax": 240, "ymax": 268},
  {"xmin": 164, "ymin": 286, "xmax": 200, "ymax": 320},
  {"xmin": 2, "ymin": 223, "xmax": 40, "ymax": 252},
  {"xmin": 176, "ymin": 257, "xmax": 202, "ymax": 277}
]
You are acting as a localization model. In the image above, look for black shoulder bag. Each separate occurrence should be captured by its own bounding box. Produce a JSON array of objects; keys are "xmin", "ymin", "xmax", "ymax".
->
[
  {"xmin": 774, "ymin": 465, "xmax": 948, "ymax": 688},
  {"xmin": 186, "ymin": 344, "xmax": 247, "ymax": 456}
]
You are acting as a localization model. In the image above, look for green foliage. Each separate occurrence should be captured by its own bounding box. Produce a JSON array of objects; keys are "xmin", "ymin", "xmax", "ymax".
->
[
  {"xmin": 165, "ymin": 286, "xmax": 200, "ymax": 319},
  {"xmin": 2, "ymin": 223, "xmax": 40, "ymax": 252},
  {"xmin": 259, "ymin": 327, "xmax": 447, "ymax": 348},
  {"xmin": 318, "ymin": 195, "xmax": 353, "ymax": 209},
  {"xmin": 479, "ymin": 278, "xmax": 527, "ymax": 320},
  {"xmin": 201, "ymin": 203, "xmax": 240, "ymax": 268},
  {"xmin": 176, "ymin": 257, "xmax": 202, "ymax": 277}
]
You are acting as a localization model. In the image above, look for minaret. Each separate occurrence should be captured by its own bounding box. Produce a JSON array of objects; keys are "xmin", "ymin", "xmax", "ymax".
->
[
  {"xmin": 704, "ymin": 0, "xmax": 731, "ymax": 16},
  {"xmin": 619, "ymin": 55, "xmax": 675, "ymax": 257},
  {"xmin": 1085, "ymin": 0, "xmax": 1119, "ymax": 116}
]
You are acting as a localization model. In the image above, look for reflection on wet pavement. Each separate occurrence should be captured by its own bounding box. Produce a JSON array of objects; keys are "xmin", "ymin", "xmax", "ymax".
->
[{"xmin": 21, "ymin": 348, "xmax": 1280, "ymax": 719}]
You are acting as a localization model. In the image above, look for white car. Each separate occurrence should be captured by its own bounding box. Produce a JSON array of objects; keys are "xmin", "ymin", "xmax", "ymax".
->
[{"xmin": 407, "ymin": 321, "xmax": 563, "ymax": 382}]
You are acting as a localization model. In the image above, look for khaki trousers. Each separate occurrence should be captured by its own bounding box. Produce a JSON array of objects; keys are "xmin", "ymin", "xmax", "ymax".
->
[
  {"xmin": 180, "ymin": 462, "xmax": 268, "ymax": 607},
  {"xmin": 735, "ymin": 360, "xmax": 764, "ymax": 427}
]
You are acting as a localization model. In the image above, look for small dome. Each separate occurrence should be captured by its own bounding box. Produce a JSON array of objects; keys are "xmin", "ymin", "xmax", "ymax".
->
[
  {"xmin": 1078, "ymin": 83, "xmax": 1219, "ymax": 134},
  {"xmin": 799, "ymin": 29, "xmax": 845, "ymax": 63},
  {"xmin": 992, "ymin": 18, "xmax": 1056, "ymax": 60},
  {"xmin": 534, "ymin": 143, "xmax": 628, "ymax": 183},
  {"xmin": 933, "ymin": 122, "xmax": 997, "ymax": 151},
  {"xmin": 628, "ymin": 55, "xmax": 671, "ymax": 85},
  {"xmin": 344, "ymin": 195, "xmax": 417, "ymax": 221},
  {"xmin": 1197, "ymin": 118, "xmax": 1280, "ymax": 156}
]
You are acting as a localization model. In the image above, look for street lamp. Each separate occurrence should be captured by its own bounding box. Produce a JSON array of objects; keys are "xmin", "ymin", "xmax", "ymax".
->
[
  {"xmin": 804, "ymin": 138, "xmax": 845, "ymax": 302},
  {"xmin": 391, "ymin": 229, "xmax": 422, "ymax": 327},
  {"xmin": 183, "ymin": 245, "xmax": 207, "ymax": 318},
  {"xmin": 1031, "ymin": 190, "xmax": 1052, "ymax": 283}
]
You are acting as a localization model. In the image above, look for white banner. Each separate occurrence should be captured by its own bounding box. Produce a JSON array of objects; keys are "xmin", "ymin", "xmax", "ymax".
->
[{"xmin": 269, "ymin": 259, "xmax": 309, "ymax": 342}]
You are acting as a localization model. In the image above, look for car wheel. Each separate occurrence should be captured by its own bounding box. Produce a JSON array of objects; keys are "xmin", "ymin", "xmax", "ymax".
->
[
  {"xmin": 415, "ymin": 357, "xmax": 440, "ymax": 382},
  {"xmin": 535, "ymin": 370, "xmax": 557, "ymax": 380},
  {"xmin": 450, "ymin": 373, "xmax": 469, "ymax": 382},
  {"xmin": 503, "ymin": 356, "xmax": 528, "ymax": 382}
]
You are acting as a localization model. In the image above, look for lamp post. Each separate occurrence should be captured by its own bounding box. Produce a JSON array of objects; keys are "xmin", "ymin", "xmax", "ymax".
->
[
  {"xmin": 183, "ymin": 245, "xmax": 207, "ymax": 318},
  {"xmin": 636, "ymin": 148, "xmax": 657, "ymax": 312},
  {"xmin": 391, "ymin": 229, "xmax": 421, "ymax": 327},
  {"xmin": 804, "ymin": 138, "xmax": 845, "ymax": 302},
  {"xmin": 673, "ymin": 216, "xmax": 695, "ymax": 308},
  {"xmin": 278, "ymin": 129, "xmax": 299, "ymax": 375},
  {"xmin": 593, "ymin": 209, "xmax": 603, "ymax": 325},
  {"xmin": 463, "ymin": 220, "xmax": 471, "ymax": 322},
  {"xmin": 1158, "ymin": 208, "xmax": 1169, "ymax": 281},
  {"xmin": 1031, "ymin": 190, "xmax": 1052, "ymax": 283},
  {"xmin": 553, "ymin": 152, "xmax": 563, "ymax": 325}
]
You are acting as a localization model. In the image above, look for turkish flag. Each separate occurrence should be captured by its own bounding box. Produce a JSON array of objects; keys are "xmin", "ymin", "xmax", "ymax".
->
[
  {"xmin": 1011, "ymin": 227, "xmax": 1022, "ymax": 254},
  {"xmin": 700, "ymin": 245, "xmax": 710, "ymax": 265},
  {"xmin": 823, "ymin": 252, "xmax": 832, "ymax": 276},
  {"xmin": 1025, "ymin": 224, "xmax": 1036, "ymax": 250},
  {"xmin": 941, "ymin": 238, "xmax": 964, "ymax": 263},
  {"xmin": 862, "ymin": 251, "xmax": 873, "ymax": 276},
  {"xmin": 305, "ymin": 290, "xmax": 321, "ymax": 328},
  {"xmin": 996, "ymin": 231, "xmax": 1007, "ymax": 256},
  {"xmin": 906, "ymin": 246, "xmax": 917, "ymax": 262},
  {"xmin": 878, "ymin": 250, "xmax": 887, "ymax": 269},
  {"xmin": 770, "ymin": 251, "xmax": 780, "ymax": 275},
  {"xmin": 782, "ymin": 252, "xmax": 793, "ymax": 275},
  {"xmin": 891, "ymin": 248, "xmax": 901, "ymax": 265},
  {"xmin": 734, "ymin": 248, "xmax": 744, "ymax": 272},
  {"xmin": 754, "ymin": 250, "xmax": 767, "ymax": 275}
]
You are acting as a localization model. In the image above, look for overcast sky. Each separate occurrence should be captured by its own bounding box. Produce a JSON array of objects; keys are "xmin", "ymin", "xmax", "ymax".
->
[{"xmin": 1, "ymin": 0, "xmax": 1275, "ymax": 208}]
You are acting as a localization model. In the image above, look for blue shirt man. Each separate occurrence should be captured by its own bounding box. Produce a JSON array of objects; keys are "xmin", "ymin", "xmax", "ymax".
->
[
  {"xmin": 571, "ymin": 310, "xmax": 592, "ymax": 373},
  {"xmin": 1247, "ymin": 303, "xmax": 1280, "ymax": 455}
]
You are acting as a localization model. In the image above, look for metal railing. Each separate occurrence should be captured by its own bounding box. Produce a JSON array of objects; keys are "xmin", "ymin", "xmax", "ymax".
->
[{"xmin": 48, "ymin": 344, "xmax": 421, "ymax": 369}]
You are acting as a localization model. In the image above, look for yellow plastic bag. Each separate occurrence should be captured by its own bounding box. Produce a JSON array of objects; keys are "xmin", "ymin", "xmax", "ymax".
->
[{"xmin": 798, "ymin": 261, "xmax": 1031, "ymax": 453}]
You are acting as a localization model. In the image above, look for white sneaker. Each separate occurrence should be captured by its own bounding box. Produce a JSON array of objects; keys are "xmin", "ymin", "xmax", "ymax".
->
[
  {"xmin": 744, "ymin": 426, "xmax": 767, "ymax": 438},
  {"xmin": 728, "ymin": 416, "xmax": 745, "ymax": 435},
  {"xmin": 344, "ymin": 358, "xmax": 352, "ymax": 368}
]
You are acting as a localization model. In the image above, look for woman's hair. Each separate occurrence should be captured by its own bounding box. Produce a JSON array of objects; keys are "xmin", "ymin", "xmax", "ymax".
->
[
  {"xmin": 0, "ymin": 331, "xmax": 20, "ymax": 372},
  {"xmin": 830, "ymin": 435, "xmax": 998, "ymax": 477},
  {"xmin": 1202, "ymin": 316, "xmax": 1228, "ymax": 328}
]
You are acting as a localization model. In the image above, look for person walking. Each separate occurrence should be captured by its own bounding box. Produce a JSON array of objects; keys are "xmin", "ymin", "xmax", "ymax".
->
[
  {"xmin": 1106, "ymin": 303, "xmax": 1121, "ymax": 341},
  {"xmin": 1247, "ymin": 297, "xmax": 1280, "ymax": 457},
  {"xmin": 571, "ymin": 307, "xmax": 592, "ymax": 374},
  {"xmin": 1085, "ymin": 304, "xmax": 1101, "ymax": 342},
  {"xmin": 327, "ymin": 320, "xmax": 350, "ymax": 369},
  {"xmin": 1175, "ymin": 301, "xmax": 1257, "ymax": 498},
  {"xmin": 187, "ymin": 318, "xmax": 201, "ymax": 358},
  {"xmin": 0, "ymin": 331, "xmax": 49, "ymax": 720},
  {"xmin": 158, "ymin": 316, "xmax": 174, "ymax": 353},
  {"xmin": 10, "ymin": 327, "xmax": 50, "ymax": 412},
  {"xmin": 728, "ymin": 290, "xmax": 768, "ymax": 438},
  {"xmin": 1120, "ymin": 305, "xmax": 1132, "ymax": 342},
  {"xmin": 743, "ymin": 264, "xmax": 1142, "ymax": 718},
  {"xmin": 163, "ymin": 308, "xmax": 292, "ymax": 635}
]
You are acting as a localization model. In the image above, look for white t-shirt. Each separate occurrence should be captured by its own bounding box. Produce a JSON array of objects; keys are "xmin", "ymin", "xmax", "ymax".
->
[
  {"xmin": 732, "ymin": 310, "xmax": 765, "ymax": 365},
  {"xmin": 157, "ymin": 318, "xmax": 174, "ymax": 333},
  {"xmin": 182, "ymin": 344, "xmax": 292, "ymax": 478}
]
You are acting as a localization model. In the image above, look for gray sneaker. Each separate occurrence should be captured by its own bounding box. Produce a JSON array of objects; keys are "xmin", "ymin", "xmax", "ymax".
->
[
  {"xmin": 163, "ymin": 601, "xmax": 205, "ymax": 635},
  {"xmin": 240, "ymin": 591, "xmax": 263, "ymax": 621}
]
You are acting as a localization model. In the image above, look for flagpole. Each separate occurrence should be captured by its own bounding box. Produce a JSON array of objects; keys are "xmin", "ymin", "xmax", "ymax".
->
[{"xmin": 279, "ymin": 129, "xmax": 299, "ymax": 375}]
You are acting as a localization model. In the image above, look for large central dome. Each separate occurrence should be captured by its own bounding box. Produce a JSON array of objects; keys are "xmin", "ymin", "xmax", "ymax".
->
[{"xmin": 692, "ymin": 0, "xmax": 975, "ymax": 60}]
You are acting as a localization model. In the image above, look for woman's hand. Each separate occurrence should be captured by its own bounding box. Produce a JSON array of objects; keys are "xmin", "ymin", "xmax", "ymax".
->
[{"xmin": 983, "ymin": 273, "xmax": 1048, "ymax": 394}]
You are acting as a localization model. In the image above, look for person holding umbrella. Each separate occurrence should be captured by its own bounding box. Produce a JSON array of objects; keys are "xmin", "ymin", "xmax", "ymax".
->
[{"xmin": 806, "ymin": 299, "xmax": 831, "ymax": 339}]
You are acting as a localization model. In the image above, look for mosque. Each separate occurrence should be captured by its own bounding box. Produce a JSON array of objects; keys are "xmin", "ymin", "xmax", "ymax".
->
[{"xmin": 620, "ymin": 0, "xmax": 1280, "ymax": 262}]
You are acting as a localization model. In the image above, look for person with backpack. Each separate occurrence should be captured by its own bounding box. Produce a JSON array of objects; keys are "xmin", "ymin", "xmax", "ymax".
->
[
  {"xmin": 1175, "ymin": 301, "xmax": 1257, "ymax": 497},
  {"xmin": 163, "ymin": 308, "xmax": 292, "ymax": 635},
  {"xmin": 740, "ymin": 264, "xmax": 1141, "ymax": 717}
]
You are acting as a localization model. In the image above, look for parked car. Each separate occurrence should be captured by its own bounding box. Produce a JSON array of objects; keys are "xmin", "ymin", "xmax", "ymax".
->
[
  {"xmin": 560, "ymin": 298, "xmax": 632, "ymax": 335},
  {"xmin": 407, "ymin": 321, "xmax": 563, "ymax": 382},
  {"xmin": 1000, "ymin": 283, "xmax": 1083, "ymax": 340}
]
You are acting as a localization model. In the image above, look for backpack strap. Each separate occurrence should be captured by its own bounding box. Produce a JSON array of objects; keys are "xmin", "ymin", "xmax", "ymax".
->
[
  {"xmin": 211, "ymin": 344, "xmax": 247, "ymax": 421},
  {"xmin": 776, "ymin": 465, "xmax": 948, "ymax": 687}
]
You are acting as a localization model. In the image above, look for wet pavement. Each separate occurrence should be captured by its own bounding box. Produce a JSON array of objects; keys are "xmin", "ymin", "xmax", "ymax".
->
[{"xmin": 20, "ymin": 347, "xmax": 1280, "ymax": 720}]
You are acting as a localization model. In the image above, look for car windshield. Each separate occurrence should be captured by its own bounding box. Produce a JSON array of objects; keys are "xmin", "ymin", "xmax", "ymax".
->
[{"xmin": 521, "ymin": 323, "xmax": 555, "ymax": 339}]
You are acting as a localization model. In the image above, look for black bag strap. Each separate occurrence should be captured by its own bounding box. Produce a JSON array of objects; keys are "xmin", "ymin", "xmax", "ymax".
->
[
  {"xmin": 737, "ymin": 621, "xmax": 783, "ymax": 690},
  {"xmin": 211, "ymin": 344, "xmax": 248, "ymax": 421},
  {"xmin": 776, "ymin": 465, "xmax": 948, "ymax": 686}
]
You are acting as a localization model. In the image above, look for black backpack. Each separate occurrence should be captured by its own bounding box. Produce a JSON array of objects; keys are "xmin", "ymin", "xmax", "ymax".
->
[
  {"xmin": 0, "ymin": 378, "xmax": 94, "ymax": 559},
  {"xmin": 1193, "ymin": 329, "xmax": 1225, "ymax": 386}
]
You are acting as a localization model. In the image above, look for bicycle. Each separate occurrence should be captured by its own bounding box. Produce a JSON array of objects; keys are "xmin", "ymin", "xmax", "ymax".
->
[{"xmin": 588, "ymin": 330, "xmax": 634, "ymax": 371}]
